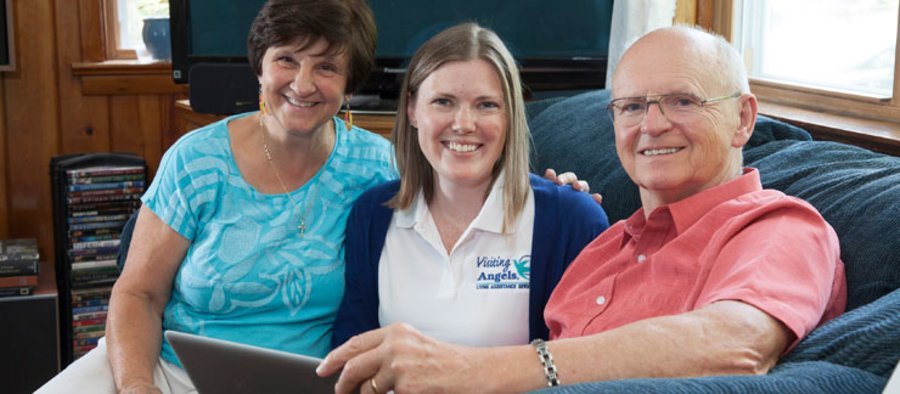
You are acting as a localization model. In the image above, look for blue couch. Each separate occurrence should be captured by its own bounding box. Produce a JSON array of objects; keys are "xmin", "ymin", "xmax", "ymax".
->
[{"xmin": 527, "ymin": 90, "xmax": 900, "ymax": 393}]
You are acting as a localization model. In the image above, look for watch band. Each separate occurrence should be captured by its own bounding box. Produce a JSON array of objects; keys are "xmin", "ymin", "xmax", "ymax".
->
[{"xmin": 530, "ymin": 338, "xmax": 561, "ymax": 387}]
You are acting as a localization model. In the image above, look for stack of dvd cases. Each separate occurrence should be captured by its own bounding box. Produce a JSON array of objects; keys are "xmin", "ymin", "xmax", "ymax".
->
[
  {"xmin": 51, "ymin": 153, "xmax": 146, "ymax": 365},
  {"xmin": 0, "ymin": 238, "xmax": 40, "ymax": 297}
]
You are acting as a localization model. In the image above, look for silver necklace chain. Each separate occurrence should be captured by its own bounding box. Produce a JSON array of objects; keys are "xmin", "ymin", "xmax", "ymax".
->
[{"xmin": 259, "ymin": 122, "xmax": 319, "ymax": 237}]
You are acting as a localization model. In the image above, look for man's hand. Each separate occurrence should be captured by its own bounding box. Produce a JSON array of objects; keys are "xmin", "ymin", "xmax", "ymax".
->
[{"xmin": 318, "ymin": 323, "xmax": 483, "ymax": 393}]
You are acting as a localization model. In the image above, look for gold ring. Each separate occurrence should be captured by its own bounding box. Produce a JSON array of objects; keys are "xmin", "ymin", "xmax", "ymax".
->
[{"xmin": 369, "ymin": 378, "xmax": 382, "ymax": 394}]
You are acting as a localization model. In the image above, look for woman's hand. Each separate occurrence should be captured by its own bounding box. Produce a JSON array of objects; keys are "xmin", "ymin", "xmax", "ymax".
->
[
  {"xmin": 543, "ymin": 168, "xmax": 603, "ymax": 205},
  {"xmin": 318, "ymin": 323, "xmax": 483, "ymax": 393}
]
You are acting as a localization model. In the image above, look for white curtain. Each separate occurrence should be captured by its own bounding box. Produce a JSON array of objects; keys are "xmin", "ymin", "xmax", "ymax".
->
[{"xmin": 605, "ymin": 0, "xmax": 678, "ymax": 89}]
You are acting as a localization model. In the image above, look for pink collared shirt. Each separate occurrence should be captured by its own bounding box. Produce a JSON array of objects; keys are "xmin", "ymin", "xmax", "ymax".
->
[{"xmin": 545, "ymin": 168, "xmax": 846, "ymax": 349}]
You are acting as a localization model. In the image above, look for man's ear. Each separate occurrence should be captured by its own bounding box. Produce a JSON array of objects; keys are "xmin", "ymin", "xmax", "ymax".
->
[
  {"xmin": 406, "ymin": 93, "xmax": 418, "ymax": 128},
  {"xmin": 732, "ymin": 93, "xmax": 758, "ymax": 148}
]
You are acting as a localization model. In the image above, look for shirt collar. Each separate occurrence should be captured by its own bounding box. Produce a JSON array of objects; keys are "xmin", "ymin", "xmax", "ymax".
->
[
  {"xmin": 469, "ymin": 171, "xmax": 507, "ymax": 234},
  {"xmin": 394, "ymin": 188, "xmax": 424, "ymax": 229},
  {"xmin": 393, "ymin": 171, "xmax": 509, "ymax": 235},
  {"xmin": 621, "ymin": 167, "xmax": 762, "ymax": 245}
]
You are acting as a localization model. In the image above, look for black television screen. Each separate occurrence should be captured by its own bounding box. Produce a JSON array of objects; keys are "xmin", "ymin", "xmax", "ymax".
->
[
  {"xmin": 370, "ymin": 0, "xmax": 612, "ymax": 95},
  {"xmin": 171, "ymin": 0, "xmax": 613, "ymax": 112},
  {"xmin": 170, "ymin": 0, "xmax": 264, "ymax": 83}
]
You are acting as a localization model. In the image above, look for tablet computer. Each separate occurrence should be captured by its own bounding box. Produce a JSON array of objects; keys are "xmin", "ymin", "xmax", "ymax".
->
[{"xmin": 165, "ymin": 330, "xmax": 338, "ymax": 393}]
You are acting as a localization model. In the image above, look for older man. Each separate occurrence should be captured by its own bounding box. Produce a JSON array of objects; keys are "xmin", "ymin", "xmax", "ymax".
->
[{"xmin": 318, "ymin": 26, "xmax": 846, "ymax": 393}]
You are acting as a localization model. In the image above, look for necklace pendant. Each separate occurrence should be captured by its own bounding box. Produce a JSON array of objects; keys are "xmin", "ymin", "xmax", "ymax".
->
[{"xmin": 299, "ymin": 222, "xmax": 305, "ymax": 237}]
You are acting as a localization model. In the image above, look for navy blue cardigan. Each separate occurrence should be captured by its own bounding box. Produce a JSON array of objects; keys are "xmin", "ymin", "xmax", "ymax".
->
[{"xmin": 331, "ymin": 174, "xmax": 609, "ymax": 348}]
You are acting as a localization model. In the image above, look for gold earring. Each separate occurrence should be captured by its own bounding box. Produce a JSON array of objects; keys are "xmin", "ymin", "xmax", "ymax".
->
[
  {"xmin": 259, "ymin": 94, "xmax": 267, "ymax": 115},
  {"xmin": 343, "ymin": 102, "xmax": 353, "ymax": 130}
]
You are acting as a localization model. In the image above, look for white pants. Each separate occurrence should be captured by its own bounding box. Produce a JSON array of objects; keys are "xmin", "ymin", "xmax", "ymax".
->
[{"xmin": 35, "ymin": 337, "xmax": 196, "ymax": 394}]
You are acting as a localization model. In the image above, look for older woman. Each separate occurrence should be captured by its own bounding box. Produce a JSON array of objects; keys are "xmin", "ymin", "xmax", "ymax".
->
[
  {"xmin": 38, "ymin": 1, "xmax": 394, "ymax": 392},
  {"xmin": 331, "ymin": 22, "xmax": 608, "ymax": 355}
]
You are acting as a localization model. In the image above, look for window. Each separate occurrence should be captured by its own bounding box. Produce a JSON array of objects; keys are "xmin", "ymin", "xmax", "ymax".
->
[
  {"xmin": 104, "ymin": 0, "xmax": 169, "ymax": 61},
  {"xmin": 736, "ymin": 0, "xmax": 897, "ymax": 98},
  {"xmin": 725, "ymin": 0, "xmax": 900, "ymax": 124}
]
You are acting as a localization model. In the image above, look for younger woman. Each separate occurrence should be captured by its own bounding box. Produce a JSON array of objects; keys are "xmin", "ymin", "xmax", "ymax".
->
[{"xmin": 332, "ymin": 23, "xmax": 608, "ymax": 348}]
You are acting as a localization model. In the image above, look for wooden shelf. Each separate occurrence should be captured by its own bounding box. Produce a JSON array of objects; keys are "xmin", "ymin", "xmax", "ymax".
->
[
  {"xmin": 759, "ymin": 101, "xmax": 900, "ymax": 157},
  {"xmin": 72, "ymin": 61, "xmax": 188, "ymax": 96}
]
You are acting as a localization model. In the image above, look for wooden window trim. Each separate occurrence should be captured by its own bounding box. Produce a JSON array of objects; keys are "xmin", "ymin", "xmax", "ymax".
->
[
  {"xmin": 758, "ymin": 100, "xmax": 900, "ymax": 156},
  {"xmin": 73, "ymin": 1, "xmax": 182, "ymax": 96},
  {"xmin": 102, "ymin": 0, "xmax": 138, "ymax": 60},
  {"xmin": 694, "ymin": 0, "xmax": 900, "ymax": 156}
]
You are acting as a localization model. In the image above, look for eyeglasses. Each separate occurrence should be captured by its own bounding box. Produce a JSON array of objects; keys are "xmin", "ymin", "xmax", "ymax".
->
[{"xmin": 605, "ymin": 92, "xmax": 742, "ymax": 127}]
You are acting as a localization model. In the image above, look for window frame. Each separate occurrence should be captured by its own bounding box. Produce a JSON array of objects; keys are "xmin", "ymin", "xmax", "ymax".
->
[
  {"xmin": 102, "ymin": 0, "xmax": 138, "ymax": 60},
  {"xmin": 716, "ymin": 0, "xmax": 900, "ymax": 124}
]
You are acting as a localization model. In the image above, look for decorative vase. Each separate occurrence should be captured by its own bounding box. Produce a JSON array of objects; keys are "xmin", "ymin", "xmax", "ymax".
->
[{"xmin": 142, "ymin": 17, "xmax": 171, "ymax": 60}]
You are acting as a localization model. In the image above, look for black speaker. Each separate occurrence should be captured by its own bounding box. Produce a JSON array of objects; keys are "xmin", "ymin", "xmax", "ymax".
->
[
  {"xmin": 189, "ymin": 63, "xmax": 259, "ymax": 115},
  {"xmin": 0, "ymin": 294, "xmax": 59, "ymax": 393}
]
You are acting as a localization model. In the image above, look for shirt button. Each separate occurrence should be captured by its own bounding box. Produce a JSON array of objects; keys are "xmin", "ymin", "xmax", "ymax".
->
[
  {"xmin": 636, "ymin": 254, "xmax": 647, "ymax": 263},
  {"xmin": 595, "ymin": 295, "xmax": 606, "ymax": 305}
]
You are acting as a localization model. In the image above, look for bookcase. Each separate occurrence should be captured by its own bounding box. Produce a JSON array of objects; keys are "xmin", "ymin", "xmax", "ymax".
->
[{"xmin": 50, "ymin": 153, "xmax": 147, "ymax": 367}]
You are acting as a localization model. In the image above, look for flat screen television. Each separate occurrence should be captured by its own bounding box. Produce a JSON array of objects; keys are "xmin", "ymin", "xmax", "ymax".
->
[{"xmin": 170, "ymin": 0, "xmax": 613, "ymax": 113}]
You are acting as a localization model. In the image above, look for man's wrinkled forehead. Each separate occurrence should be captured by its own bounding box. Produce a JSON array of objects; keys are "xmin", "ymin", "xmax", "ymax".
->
[{"xmin": 612, "ymin": 29, "xmax": 717, "ymax": 95}]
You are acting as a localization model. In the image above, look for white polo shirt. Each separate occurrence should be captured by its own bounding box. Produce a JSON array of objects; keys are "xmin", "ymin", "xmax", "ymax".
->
[{"xmin": 378, "ymin": 175, "xmax": 535, "ymax": 347}]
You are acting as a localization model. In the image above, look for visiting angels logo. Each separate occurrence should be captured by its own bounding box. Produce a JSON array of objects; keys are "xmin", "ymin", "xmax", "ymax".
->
[
  {"xmin": 513, "ymin": 254, "xmax": 530, "ymax": 281},
  {"xmin": 475, "ymin": 254, "xmax": 530, "ymax": 289}
]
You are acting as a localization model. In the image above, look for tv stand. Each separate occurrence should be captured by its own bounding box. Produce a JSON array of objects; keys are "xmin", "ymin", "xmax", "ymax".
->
[
  {"xmin": 173, "ymin": 100, "xmax": 397, "ymax": 141},
  {"xmin": 348, "ymin": 94, "xmax": 399, "ymax": 112}
]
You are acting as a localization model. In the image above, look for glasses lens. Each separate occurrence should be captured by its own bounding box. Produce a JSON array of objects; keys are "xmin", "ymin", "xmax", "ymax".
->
[
  {"xmin": 611, "ymin": 98, "xmax": 647, "ymax": 126},
  {"xmin": 659, "ymin": 94, "xmax": 703, "ymax": 122}
]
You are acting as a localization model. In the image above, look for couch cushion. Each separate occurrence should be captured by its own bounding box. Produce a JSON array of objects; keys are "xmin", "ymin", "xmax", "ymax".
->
[
  {"xmin": 783, "ymin": 287, "xmax": 900, "ymax": 378},
  {"xmin": 745, "ymin": 140, "xmax": 900, "ymax": 310},
  {"xmin": 528, "ymin": 90, "xmax": 639, "ymax": 223}
]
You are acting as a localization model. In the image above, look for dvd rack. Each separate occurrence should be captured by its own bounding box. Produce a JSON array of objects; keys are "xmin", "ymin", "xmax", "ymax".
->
[{"xmin": 51, "ymin": 153, "xmax": 147, "ymax": 366}]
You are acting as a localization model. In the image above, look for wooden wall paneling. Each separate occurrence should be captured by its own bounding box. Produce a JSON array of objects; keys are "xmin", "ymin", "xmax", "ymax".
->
[
  {"xmin": 108, "ymin": 95, "xmax": 143, "ymax": 157},
  {"xmin": 136, "ymin": 94, "xmax": 163, "ymax": 177},
  {"xmin": 155, "ymin": 93, "xmax": 187, "ymax": 179},
  {"xmin": 56, "ymin": 0, "xmax": 111, "ymax": 155},
  {"xmin": 5, "ymin": 0, "xmax": 61, "ymax": 260},
  {"xmin": 107, "ymin": 92, "xmax": 182, "ymax": 186},
  {"xmin": 110, "ymin": 93, "xmax": 170, "ymax": 177},
  {"xmin": 78, "ymin": 0, "xmax": 105, "ymax": 62}
]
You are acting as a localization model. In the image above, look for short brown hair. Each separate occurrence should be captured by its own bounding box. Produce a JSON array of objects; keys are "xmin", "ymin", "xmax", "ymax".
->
[
  {"xmin": 388, "ymin": 23, "xmax": 531, "ymax": 232},
  {"xmin": 247, "ymin": 0, "xmax": 376, "ymax": 93}
]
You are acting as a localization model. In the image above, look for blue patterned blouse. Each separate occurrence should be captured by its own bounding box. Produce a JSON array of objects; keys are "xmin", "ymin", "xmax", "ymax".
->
[{"xmin": 141, "ymin": 113, "xmax": 396, "ymax": 365}]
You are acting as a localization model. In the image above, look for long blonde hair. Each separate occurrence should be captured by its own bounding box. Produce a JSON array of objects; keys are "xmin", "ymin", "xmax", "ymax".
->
[{"xmin": 387, "ymin": 22, "xmax": 531, "ymax": 232}]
